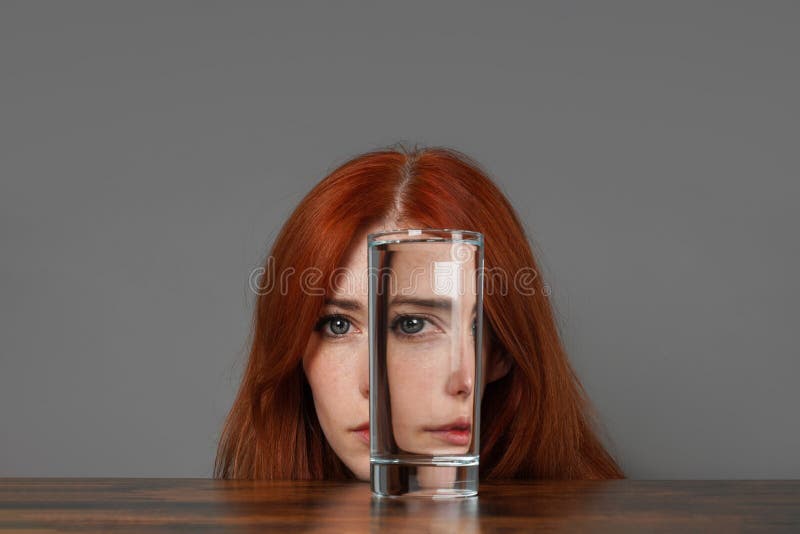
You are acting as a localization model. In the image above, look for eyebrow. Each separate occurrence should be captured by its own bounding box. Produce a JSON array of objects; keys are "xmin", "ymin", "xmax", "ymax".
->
[
  {"xmin": 323, "ymin": 297, "xmax": 364, "ymax": 311},
  {"xmin": 389, "ymin": 296, "xmax": 452, "ymax": 310},
  {"xmin": 327, "ymin": 296, "xmax": 478, "ymax": 313},
  {"xmin": 390, "ymin": 297, "xmax": 478, "ymax": 316},
  {"xmin": 389, "ymin": 297, "xmax": 473, "ymax": 312}
]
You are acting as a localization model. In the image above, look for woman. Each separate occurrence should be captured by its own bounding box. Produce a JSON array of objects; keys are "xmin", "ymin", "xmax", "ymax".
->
[{"xmin": 214, "ymin": 144, "xmax": 624, "ymax": 480}]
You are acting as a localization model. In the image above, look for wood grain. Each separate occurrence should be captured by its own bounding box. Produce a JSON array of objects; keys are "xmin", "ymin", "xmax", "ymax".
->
[{"xmin": 1, "ymin": 479, "xmax": 798, "ymax": 532}]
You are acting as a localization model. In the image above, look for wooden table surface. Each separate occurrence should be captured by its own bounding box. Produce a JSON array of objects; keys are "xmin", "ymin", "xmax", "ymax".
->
[{"xmin": 1, "ymin": 478, "xmax": 798, "ymax": 532}]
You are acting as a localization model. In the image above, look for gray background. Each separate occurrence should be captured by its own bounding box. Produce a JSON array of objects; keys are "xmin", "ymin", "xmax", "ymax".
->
[{"xmin": 1, "ymin": 1, "xmax": 798, "ymax": 478}]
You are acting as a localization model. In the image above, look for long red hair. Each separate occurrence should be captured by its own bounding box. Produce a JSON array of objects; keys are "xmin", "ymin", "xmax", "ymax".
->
[{"xmin": 214, "ymin": 144, "xmax": 624, "ymax": 480}]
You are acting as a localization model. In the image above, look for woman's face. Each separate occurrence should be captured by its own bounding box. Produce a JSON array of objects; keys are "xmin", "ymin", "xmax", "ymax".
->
[
  {"xmin": 301, "ymin": 226, "xmax": 375, "ymax": 480},
  {"xmin": 302, "ymin": 224, "xmax": 510, "ymax": 481},
  {"xmin": 384, "ymin": 241, "xmax": 480, "ymax": 456}
]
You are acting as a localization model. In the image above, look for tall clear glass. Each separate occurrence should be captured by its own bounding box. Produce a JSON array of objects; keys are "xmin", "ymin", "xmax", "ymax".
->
[{"xmin": 368, "ymin": 228, "xmax": 484, "ymax": 498}]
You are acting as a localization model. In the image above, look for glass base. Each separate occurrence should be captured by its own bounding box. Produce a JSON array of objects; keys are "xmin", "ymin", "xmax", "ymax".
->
[{"xmin": 371, "ymin": 461, "xmax": 479, "ymax": 498}]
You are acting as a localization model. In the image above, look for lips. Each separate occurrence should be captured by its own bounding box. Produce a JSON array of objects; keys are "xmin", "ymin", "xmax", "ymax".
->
[
  {"xmin": 351, "ymin": 422, "xmax": 369, "ymax": 445},
  {"xmin": 424, "ymin": 416, "xmax": 472, "ymax": 446}
]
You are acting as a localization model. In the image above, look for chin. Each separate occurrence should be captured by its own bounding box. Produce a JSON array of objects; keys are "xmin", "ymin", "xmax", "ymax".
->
[
  {"xmin": 338, "ymin": 451, "xmax": 371, "ymax": 481},
  {"xmin": 349, "ymin": 451, "xmax": 371, "ymax": 481},
  {"xmin": 348, "ymin": 460, "xmax": 370, "ymax": 481}
]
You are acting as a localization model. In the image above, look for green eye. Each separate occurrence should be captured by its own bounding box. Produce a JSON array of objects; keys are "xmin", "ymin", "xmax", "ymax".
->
[
  {"xmin": 329, "ymin": 317, "xmax": 351, "ymax": 335},
  {"xmin": 399, "ymin": 317, "xmax": 424, "ymax": 334},
  {"xmin": 314, "ymin": 314, "xmax": 352, "ymax": 337},
  {"xmin": 390, "ymin": 315, "xmax": 428, "ymax": 337}
]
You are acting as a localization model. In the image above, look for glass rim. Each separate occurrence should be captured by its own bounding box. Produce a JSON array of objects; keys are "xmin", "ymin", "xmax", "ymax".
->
[{"xmin": 367, "ymin": 227, "xmax": 483, "ymax": 246}]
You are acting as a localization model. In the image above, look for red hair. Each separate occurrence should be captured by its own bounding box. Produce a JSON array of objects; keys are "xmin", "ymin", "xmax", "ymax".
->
[{"xmin": 214, "ymin": 144, "xmax": 624, "ymax": 480}]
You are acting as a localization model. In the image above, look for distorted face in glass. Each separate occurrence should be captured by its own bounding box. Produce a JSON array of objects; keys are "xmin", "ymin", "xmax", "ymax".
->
[
  {"xmin": 383, "ymin": 240, "xmax": 482, "ymax": 455},
  {"xmin": 303, "ymin": 223, "xmax": 511, "ymax": 481}
]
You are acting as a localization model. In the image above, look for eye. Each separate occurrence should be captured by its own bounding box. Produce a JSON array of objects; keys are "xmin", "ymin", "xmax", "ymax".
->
[
  {"xmin": 398, "ymin": 316, "xmax": 425, "ymax": 334},
  {"xmin": 389, "ymin": 315, "xmax": 439, "ymax": 340},
  {"xmin": 329, "ymin": 316, "xmax": 351, "ymax": 335},
  {"xmin": 314, "ymin": 314, "xmax": 352, "ymax": 337}
]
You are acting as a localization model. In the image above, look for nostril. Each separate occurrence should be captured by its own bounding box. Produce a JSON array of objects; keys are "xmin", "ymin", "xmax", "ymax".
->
[{"xmin": 447, "ymin": 372, "xmax": 473, "ymax": 397}]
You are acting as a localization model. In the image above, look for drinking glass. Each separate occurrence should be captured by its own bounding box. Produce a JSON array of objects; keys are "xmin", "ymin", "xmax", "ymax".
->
[{"xmin": 368, "ymin": 228, "xmax": 484, "ymax": 498}]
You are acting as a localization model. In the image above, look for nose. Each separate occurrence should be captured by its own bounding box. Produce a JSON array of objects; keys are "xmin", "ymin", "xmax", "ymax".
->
[
  {"xmin": 445, "ymin": 365, "xmax": 473, "ymax": 397},
  {"xmin": 445, "ymin": 314, "xmax": 475, "ymax": 398}
]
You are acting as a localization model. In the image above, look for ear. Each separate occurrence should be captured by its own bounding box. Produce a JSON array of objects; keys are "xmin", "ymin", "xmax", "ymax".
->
[{"xmin": 485, "ymin": 345, "xmax": 513, "ymax": 384}]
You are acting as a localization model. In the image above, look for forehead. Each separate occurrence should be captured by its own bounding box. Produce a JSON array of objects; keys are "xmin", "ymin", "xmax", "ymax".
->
[
  {"xmin": 328, "ymin": 229, "xmax": 478, "ymax": 305},
  {"xmin": 389, "ymin": 243, "xmax": 451, "ymax": 273},
  {"xmin": 326, "ymin": 226, "xmax": 372, "ymax": 301}
]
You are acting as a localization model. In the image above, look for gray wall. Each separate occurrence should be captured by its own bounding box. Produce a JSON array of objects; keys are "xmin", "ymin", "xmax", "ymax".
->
[{"xmin": 1, "ymin": 1, "xmax": 798, "ymax": 478}]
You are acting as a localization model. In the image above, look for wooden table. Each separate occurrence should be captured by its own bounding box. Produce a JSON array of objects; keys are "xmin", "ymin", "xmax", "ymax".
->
[{"xmin": 1, "ymin": 479, "xmax": 798, "ymax": 532}]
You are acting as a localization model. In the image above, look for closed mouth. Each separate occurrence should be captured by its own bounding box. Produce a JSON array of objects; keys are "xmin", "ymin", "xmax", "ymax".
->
[
  {"xmin": 424, "ymin": 416, "xmax": 471, "ymax": 432},
  {"xmin": 424, "ymin": 419, "xmax": 472, "ymax": 446},
  {"xmin": 351, "ymin": 421, "xmax": 370, "ymax": 445}
]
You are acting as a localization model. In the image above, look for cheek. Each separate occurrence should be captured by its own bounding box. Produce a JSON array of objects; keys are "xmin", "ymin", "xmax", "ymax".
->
[
  {"xmin": 304, "ymin": 344, "xmax": 363, "ymax": 429},
  {"xmin": 388, "ymin": 349, "xmax": 438, "ymax": 426},
  {"xmin": 307, "ymin": 360, "xmax": 339, "ymax": 417}
]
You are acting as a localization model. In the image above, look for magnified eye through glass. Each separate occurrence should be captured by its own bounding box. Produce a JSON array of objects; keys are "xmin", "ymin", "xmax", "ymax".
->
[{"xmin": 369, "ymin": 229, "xmax": 484, "ymax": 499}]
